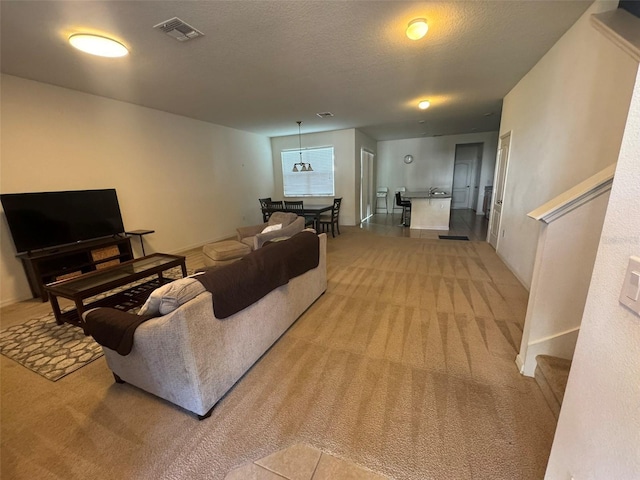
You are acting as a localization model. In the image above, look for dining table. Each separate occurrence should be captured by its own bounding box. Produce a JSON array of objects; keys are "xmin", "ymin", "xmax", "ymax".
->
[{"xmin": 262, "ymin": 203, "xmax": 333, "ymax": 231}]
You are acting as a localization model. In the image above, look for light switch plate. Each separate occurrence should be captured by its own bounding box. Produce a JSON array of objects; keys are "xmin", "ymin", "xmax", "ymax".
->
[{"xmin": 619, "ymin": 256, "xmax": 640, "ymax": 315}]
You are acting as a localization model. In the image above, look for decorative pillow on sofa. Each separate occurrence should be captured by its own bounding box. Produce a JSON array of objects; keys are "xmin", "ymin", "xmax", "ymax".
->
[
  {"xmin": 138, "ymin": 277, "xmax": 206, "ymax": 316},
  {"xmin": 261, "ymin": 223, "xmax": 282, "ymax": 234}
]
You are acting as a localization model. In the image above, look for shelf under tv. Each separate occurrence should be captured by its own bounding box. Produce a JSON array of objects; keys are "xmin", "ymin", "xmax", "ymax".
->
[{"xmin": 17, "ymin": 236, "xmax": 133, "ymax": 302}]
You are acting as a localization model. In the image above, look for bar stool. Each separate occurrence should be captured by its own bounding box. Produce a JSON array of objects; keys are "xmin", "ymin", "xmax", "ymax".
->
[
  {"xmin": 392, "ymin": 187, "xmax": 406, "ymax": 214},
  {"xmin": 395, "ymin": 191, "xmax": 411, "ymax": 226},
  {"xmin": 376, "ymin": 187, "xmax": 388, "ymax": 213}
]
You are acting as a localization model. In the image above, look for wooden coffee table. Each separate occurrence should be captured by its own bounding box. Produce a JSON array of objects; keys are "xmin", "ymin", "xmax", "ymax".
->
[{"xmin": 44, "ymin": 253, "xmax": 187, "ymax": 333}]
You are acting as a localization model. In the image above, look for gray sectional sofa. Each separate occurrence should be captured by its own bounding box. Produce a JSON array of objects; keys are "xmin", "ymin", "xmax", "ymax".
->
[{"xmin": 85, "ymin": 232, "xmax": 327, "ymax": 419}]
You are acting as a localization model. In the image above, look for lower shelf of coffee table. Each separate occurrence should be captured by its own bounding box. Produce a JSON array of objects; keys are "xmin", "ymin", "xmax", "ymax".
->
[{"xmin": 60, "ymin": 277, "xmax": 174, "ymax": 327}]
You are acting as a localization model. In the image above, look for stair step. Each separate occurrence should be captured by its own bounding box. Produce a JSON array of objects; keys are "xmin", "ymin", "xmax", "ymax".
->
[{"xmin": 535, "ymin": 355, "xmax": 572, "ymax": 419}]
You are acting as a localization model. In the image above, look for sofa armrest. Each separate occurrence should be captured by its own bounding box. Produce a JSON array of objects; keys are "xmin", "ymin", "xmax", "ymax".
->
[
  {"xmin": 84, "ymin": 307, "xmax": 157, "ymax": 355},
  {"xmin": 236, "ymin": 223, "xmax": 267, "ymax": 241},
  {"xmin": 254, "ymin": 216, "xmax": 305, "ymax": 249}
]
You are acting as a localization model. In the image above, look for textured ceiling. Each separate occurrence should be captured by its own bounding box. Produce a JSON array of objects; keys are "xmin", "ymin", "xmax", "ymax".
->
[{"xmin": 0, "ymin": 1, "xmax": 592, "ymax": 140}]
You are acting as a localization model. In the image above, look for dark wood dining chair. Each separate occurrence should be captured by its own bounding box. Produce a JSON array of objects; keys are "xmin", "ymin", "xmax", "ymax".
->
[
  {"xmin": 266, "ymin": 200, "xmax": 284, "ymax": 210},
  {"xmin": 285, "ymin": 201, "xmax": 315, "ymax": 229},
  {"xmin": 259, "ymin": 197, "xmax": 272, "ymax": 221},
  {"xmin": 318, "ymin": 198, "xmax": 342, "ymax": 237},
  {"xmin": 284, "ymin": 200, "xmax": 303, "ymax": 212}
]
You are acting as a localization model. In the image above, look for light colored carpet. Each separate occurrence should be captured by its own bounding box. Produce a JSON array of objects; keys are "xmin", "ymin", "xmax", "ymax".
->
[{"xmin": 0, "ymin": 228, "xmax": 556, "ymax": 480}]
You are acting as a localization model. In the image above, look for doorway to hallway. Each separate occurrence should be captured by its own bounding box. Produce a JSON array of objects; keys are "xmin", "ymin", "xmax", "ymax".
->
[{"xmin": 452, "ymin": 143, "xmax": 483, "ymax": 210}]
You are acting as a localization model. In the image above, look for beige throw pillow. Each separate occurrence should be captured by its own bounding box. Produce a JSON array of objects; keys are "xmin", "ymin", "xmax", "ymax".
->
[
  {"xmin": 138, "ymin": 277, "xmax": 206, "ymax": 316},
  {"xmin": 261, "ymin": 223, "xmax": 282, "ymax": 234}
]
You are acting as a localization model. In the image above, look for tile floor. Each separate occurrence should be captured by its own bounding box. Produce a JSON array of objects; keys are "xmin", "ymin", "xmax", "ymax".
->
[
  {"xmin": 225, "ymin": 444, "xmax": 388, "ymax": 480},
  {"xmin": 360, "ymin": 208, "xmax": 488, "ymax": 241}
]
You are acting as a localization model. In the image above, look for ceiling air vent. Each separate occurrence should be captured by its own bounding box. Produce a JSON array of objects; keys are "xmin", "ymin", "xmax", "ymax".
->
[
  {"xmin": 153, "ymin": 17, "xmax": 204, "ymax": 42},
  {"xmin": 316, "ymin": 112, "xmax": 334, "ymax": 118}
]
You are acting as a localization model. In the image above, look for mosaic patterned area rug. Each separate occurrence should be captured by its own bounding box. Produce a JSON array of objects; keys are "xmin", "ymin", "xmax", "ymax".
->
[
  {"xmin": 0, "ymin": 266, "xmax": 187, "ymax": 382},
  {"xmin": 0, "ymin": 312, "xmax": 103, "ymax": 381}
]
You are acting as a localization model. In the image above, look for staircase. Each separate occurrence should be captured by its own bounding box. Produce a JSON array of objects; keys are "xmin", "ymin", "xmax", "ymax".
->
[
  {"xmin": 517, "ymin": 163, "xmax": 615, "ymax": 377},
  {"xmin": 535, "ymin": 355, "xmax": 572, "ymax": 419}
]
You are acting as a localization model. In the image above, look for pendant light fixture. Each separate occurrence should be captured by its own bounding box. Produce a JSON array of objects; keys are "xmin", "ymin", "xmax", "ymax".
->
[{"xmin": 292, "ymin": 121, "xmax": 313, "ymax": 173}]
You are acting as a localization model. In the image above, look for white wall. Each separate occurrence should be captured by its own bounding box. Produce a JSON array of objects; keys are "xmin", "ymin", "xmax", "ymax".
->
[
  {"xmin": 496, "ymin": 0, "xmax": 638, "ymax": 288},
  {"xmin": 0, "ymin": 75, "xmax": 274, "ymax": 306},
  {"xmin": 545, "ymin": 63, "xmax": 640, "ymax": 480},
  {"xmin": 376, "ymin": 132, "xmax": 498, "ymax": 211},
  {"xmin": 518, "ymin": 189, "xmax": 610, "ymax": 376},
  {"xmin": 270, "ymin": 128, "xmax": 358, "ymax": 226}
]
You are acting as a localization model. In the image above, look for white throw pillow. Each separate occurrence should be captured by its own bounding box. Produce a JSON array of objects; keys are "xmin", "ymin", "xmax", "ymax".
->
[
  {"xmin": 139, "ymin": 277, "xmax": 206, "ymax": 316},
  {"xmin": 261, "ymin": 223, "xmax": 282, "ymax": 234}
]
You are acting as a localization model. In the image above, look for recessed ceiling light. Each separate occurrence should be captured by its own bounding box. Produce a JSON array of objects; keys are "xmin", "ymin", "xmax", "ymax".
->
[
  {"xmin": 69, "ymin": 34, "xmax": 128, "ymax": 57},
  {"xmin": 406, "ymin": 18, "xmax": 428, "ymax": 40},
  {"xmin": 418, "ymin": 100, "xmax": 431, "ymax": 110}
]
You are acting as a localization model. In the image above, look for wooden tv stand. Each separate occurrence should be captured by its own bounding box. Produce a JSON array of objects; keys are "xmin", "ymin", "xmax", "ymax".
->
[{"xmin": 17, "ymin": 236, "xmax": 133, "ymax": 302}]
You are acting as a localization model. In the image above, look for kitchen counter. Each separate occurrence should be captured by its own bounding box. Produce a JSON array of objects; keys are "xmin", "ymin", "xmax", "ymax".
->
[
  {"xmin": 403, "ymin": 191, "xmax": 452, "ymax": 230},
  {"xmin": 403, "ymin": 191, "xmax": 452, "ymax": 199}
]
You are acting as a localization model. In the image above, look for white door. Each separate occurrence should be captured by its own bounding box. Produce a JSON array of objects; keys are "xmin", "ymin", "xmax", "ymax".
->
[
  {"xmin": 471, "ymin": 146, "xmax": 483, "ymax": 211},
  {"xmin": 360, "ymin": 149, "xmax": 374, "ymax": 222},
  {"xmin": 452, "ymin": 144, "xmax": 477, "ymax": 209},
  {"xmin": 489, "ymin": 133, "xmax": 511, "ymax": 249}
]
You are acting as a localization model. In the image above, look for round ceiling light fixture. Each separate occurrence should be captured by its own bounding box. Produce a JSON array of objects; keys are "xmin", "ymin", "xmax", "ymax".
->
[
  {"xmin": 69, "ymin": 34, "xmax": 128, "ymax": 57},
  {"xmin": 406, "ymin": 18, "xmax": 428, "ymax": 40},
  {"xmin": 418, "ymin": 100, "xmax": 431, "ymax": 110}
]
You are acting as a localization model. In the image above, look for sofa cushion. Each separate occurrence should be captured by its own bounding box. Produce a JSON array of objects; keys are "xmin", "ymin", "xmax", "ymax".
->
[
  {"xmin": 139, "ymin": 277, "xmax": 206, "ymax": 316},
  {"xmin": 203, "ymin": 240, "xmax": 251, "ymax": 261},
  {"xmin": 268, "ymin": 211, "xmax": 297, "ymax": 227}
]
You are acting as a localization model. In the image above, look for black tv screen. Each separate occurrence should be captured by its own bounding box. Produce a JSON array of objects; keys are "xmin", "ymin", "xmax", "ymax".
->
[{"xmin": 1, "ymin": 189, "xmax": 125, "ymax": 253}]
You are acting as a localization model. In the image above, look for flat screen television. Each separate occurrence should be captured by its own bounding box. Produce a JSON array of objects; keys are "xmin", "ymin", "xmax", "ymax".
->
[{"xmin": 1, "ymin": 189, "xmax": 125, "ymax": 253}]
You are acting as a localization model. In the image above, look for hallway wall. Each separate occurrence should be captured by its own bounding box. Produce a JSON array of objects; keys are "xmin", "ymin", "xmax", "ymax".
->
[
  {"xmin": 495, "ymin": 0, "xmax": 638, "ymax": 288},
  {"xmin": 376, "ymin": 132, "xmax": 498, "ymax": 214}
]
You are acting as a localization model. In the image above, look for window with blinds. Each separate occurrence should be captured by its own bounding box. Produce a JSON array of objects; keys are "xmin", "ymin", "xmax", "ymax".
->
[{"xmin": 281, "ymin": 146, "xmax": 335, "ymax": 197}]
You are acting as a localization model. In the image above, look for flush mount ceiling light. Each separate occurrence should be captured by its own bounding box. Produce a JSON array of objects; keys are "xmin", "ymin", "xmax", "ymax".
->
[
  {"xmin": 292, "ymin": 121, "xmax": 313, "ymax": 173},
  {"xmin": 68, "ymin": 34, "xmax": 128, "ymax": 57},
  {"xmin": 406, "ymin": 18, "xmax": 428, "ymax": 40},
  {"xmin": 418, "ymin": 100, "xmax": 431, "ymax": 110}
]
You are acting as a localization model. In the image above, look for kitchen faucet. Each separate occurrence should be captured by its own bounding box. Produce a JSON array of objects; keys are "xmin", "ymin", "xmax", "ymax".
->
[{"xmin": 428, "ymin": 186, "xmax": 438, "ymax": 194}]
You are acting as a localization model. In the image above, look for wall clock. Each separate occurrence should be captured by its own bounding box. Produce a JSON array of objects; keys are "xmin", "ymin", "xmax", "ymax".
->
[{"xmin": 404, "ymin": 154, "xmax": 414, "ymax": 164}]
